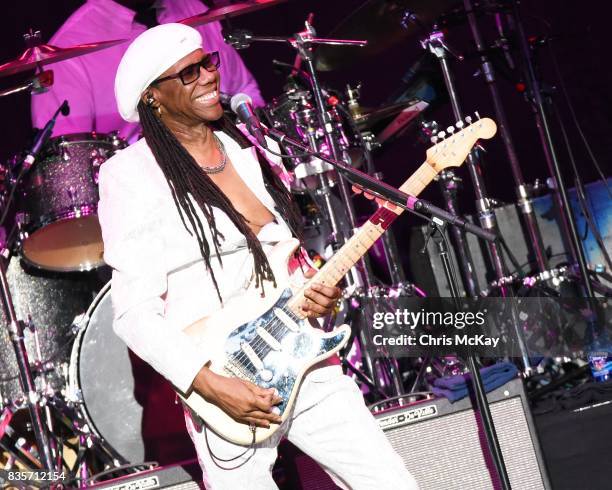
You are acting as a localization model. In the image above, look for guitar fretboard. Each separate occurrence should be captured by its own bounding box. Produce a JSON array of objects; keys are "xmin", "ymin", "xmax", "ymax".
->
[{"xmin": 287, "ymin": 160, "xmax": 438, "ymax": 317}]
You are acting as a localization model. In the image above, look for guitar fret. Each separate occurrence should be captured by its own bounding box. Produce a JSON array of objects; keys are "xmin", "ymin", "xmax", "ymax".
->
[{"xmin": 287, "ymin": 158, "xmax": 452, "ymax": 315}]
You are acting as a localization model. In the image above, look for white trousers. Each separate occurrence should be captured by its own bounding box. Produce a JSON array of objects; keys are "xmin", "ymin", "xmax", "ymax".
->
[{"xmin": 184, "ymin": 365, "xmax": 419, "ymax": 490}]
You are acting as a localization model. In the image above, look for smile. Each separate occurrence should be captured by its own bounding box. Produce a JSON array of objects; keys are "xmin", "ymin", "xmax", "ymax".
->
[{"xmin": 195, "ymin": 90, "xmax": 219, "ymax": 104}]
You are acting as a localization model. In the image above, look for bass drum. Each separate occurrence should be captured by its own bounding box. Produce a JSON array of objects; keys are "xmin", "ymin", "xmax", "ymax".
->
[{"xmin": 68, "ymin": 283, "xmax": 193, "ymax": 464}]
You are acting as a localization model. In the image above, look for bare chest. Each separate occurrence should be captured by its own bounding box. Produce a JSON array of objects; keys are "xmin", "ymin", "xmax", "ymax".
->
[{"xmin": 209, "ymin": 160, "xmax": 275, "ymax": 235}]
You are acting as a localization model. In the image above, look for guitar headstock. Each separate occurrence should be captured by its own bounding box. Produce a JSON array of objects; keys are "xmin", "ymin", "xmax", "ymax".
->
[{"xmin": 425, "ymin": 115, "xmax": 497, "ymax": 172}]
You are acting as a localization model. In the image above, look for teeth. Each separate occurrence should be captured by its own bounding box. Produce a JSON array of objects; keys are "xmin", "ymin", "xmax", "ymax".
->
[{"xmin": 197, "ymin": 90, "xmax": 217, "ymax": 102}]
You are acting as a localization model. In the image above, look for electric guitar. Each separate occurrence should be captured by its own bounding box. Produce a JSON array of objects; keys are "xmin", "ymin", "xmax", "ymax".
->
[{"xmin": 180, "ymin": 117, "xmax": 497, "ymax": 444}]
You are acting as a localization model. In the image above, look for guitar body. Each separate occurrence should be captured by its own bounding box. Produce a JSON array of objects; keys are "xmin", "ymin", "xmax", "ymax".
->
[{"xmin": 180, "ymin": 238, "xmax": 351, "ymax": 445}]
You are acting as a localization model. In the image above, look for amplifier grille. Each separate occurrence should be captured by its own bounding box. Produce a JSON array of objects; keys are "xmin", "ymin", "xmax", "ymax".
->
[{"xmin": 381, "ymin": 386, "xmax": 547, "ymax": 490}]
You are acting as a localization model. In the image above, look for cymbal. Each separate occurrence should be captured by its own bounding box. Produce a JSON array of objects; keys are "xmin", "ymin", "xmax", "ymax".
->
[
  {"xmin": 0, "ymin": 39, "xmax": 127, "ymax": 78},
  {"xmin": 180, "ymin": 0, "xmax": 288, "ymax": 27},
  {"xmin": 316, "ymin": 0, "xmax": 456, "ymax": 71},
  {"xmin": 353, "ymin": 101, "xmax": 417, "ymax": 130}
]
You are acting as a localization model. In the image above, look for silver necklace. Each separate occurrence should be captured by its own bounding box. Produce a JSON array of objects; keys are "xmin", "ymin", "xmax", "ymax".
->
[{"xmin": 200, "ymin": 135, "xmax": 227, "ymax": 174}]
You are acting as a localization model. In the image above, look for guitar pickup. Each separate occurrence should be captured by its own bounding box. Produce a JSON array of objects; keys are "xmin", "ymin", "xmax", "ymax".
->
[
  {"xmin": 257, "ymin": 327, "xmax": 282, "ymax": 351},
  {"xmin": 240, "ymin": 342, "xmax": 264, "ymax": 371},
  {"xmin": 273, "ymin": 308, "xmax": 300, "ymax": 333}
]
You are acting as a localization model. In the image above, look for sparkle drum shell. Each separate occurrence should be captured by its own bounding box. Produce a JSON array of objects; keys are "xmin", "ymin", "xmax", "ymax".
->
[
  {"xmin": 20, "ymin": 132, "xmax": 126, "ymax": 272},
  {"xmin": 0, "ymin": 257, "xmax": 95, "ymax": 408}
]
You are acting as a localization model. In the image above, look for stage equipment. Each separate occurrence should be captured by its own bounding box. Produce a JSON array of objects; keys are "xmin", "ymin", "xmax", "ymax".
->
[
  {"xmin": 228, "ymin": 18, "xmax": 411, "ymax": 396},
  {"xmin": 179, "ymin": 0, "xmax": 287, "ymax": 28},
  {"xmin": 67, "ymin": 283, "xmax": 153, "ymax": 464},
  {"xmin": 372, "ymin": 378, "xmax": 550, "ymax": 490},
  {"xmin": 87, "ymin": 459, "xmax": 202, "ymax": 489},
  {"xmin": 315, "ymin": 0, "xmax": 455, "ymax": 72},
  {"xmin": 0, "ymin": 30, "xmax": 125, "ymax": 78},
  {"xmin": 0, "ymin": 257, "xmax": 94, "ymax": 409},
  {"xmin": 266, "ymin": 118, "xmax": 515, "ymax": 489},
  {"xmin": 460, "ymin": 1, "xmax": 549, "ymax": 274},
  {"xmin": 420, "ymin": 33, "xmax": 480, "ymax": 297},
  {"xmin": 507, "ymin": 1, "xmax": 602, "ymax": 303},
  {"xmin": 0, "ymin": 248, "xmax": 54, "ymax": 470},
  {"xmin": 17, "ymin": 132, "xmax": 126, "ymax": 272},
  {"xmin": 418, "ymin": 179, "xmax": 612, "ymax": 297}
]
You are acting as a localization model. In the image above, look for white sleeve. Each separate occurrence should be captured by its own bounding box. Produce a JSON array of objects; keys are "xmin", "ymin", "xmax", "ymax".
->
[{"xmin": 98, "ymin": 162, "xmax": 210, "ymax": 394}]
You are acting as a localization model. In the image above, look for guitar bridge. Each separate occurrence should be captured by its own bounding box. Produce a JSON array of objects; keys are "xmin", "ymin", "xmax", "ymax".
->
[{"xmin": 224, "ymin": 358, "xmax": 257, "ymax": 383}]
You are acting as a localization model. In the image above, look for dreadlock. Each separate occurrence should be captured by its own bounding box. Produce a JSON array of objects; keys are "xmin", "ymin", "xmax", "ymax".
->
[{"xmin": 137, "ymin": 101, "xmax": 303, "ymax": 302}]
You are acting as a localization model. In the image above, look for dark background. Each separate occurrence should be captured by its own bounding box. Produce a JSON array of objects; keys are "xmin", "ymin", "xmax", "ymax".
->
[{"xmin": 0, "ymin": 0, "xmax": 610, "ymax": 272}]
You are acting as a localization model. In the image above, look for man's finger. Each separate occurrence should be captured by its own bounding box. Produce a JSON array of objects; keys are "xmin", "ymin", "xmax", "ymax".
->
[
  {"xmin": 304, "ymin": 290, "xmax": 336, "ymax": 310},
  {"xmin": 310, "ymin": 283, "xmax": 341, "ymax": 299},
  {"xmin": 247, "ymin": 410, "xmax": 282, "ymax": 424}
]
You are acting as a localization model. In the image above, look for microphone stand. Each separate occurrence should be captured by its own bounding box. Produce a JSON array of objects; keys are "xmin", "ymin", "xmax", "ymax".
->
[{"xmin": 266, "ymin": 127, "xmax": 511, "ymax": 489}]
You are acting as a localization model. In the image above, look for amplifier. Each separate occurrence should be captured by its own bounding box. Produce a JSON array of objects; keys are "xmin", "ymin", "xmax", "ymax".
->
[
  {"xmin": 89, "ymin": 459, "xmax": 202, "ymax": 489},
  {"xmin": 374, "ymin": 378, "xmax": 550, "ymax": 490},
  {"xmin": 282, "ymin": 378, "xmax": 550, "ymax": 490},
  {"xmin": 418, "ymin": 179, "xmax": 612, "ymax": 296}
]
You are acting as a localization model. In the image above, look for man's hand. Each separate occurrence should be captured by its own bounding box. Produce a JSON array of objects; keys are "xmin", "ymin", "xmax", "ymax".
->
[
  {"xmin": 301, "ymin": 268, "xmax": 342, "ymax": 318},
  {"xmin": 193, "ymin": 366, "xmax": 282, "ymax": 429}
]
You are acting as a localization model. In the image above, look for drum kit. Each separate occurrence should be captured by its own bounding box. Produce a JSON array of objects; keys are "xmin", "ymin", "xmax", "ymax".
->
[{"xmin": 0, "ymin": 0, "xmax": 608, "ymax": 486}]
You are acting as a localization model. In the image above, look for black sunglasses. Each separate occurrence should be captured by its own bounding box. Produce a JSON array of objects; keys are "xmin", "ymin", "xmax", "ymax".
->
[{"xmin": 152, "ymin": 51, "xmax": 221, "ymax": 86}]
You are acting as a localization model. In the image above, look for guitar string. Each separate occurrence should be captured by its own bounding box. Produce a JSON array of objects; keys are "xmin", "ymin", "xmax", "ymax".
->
[{"xmin": 233, "ymin": 227, "xmax": 375, "ymax": 370}]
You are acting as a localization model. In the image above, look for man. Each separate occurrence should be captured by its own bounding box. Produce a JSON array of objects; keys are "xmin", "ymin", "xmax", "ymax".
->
[
  {"xmin": 98, "ymin": 23, "xmax": 418, "ymax": 489},
  {"xmin": 31, "ymin": 0, "xmax": 263, "ymax": 142}
]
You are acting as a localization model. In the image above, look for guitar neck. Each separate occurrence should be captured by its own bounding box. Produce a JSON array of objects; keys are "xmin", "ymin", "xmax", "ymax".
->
[{"xmin": 287, "ymin": 160, "xmax": 438, "ymax": 316}]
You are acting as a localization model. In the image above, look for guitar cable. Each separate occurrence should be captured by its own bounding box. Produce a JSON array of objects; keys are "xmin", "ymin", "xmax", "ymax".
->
[{"xmin": 204, "ymin": 423, "xmax": 258, "ymax": 470}]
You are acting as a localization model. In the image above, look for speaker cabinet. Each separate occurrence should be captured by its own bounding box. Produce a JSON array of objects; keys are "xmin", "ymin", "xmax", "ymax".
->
[
  {"xmin": 89, "ymin": 459, "xmax": 202, "ymax": 489},
  {"xmin": 374, "ymin": 378, "xmax": 550, "ymax": 490}
]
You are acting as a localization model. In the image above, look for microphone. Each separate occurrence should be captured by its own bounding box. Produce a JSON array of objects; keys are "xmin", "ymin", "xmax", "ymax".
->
[
  {"xmin": 23, "ymin": 100, "xmax": 69, "ymax": 170},
  {"xmin": 230, "ymin": 93, "xmax": 268, "ymax": 149}
]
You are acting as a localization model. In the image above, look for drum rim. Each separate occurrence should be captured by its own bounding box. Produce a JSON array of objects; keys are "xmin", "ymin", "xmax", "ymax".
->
[
  {"xmin": 22, "ymin": 204, "xmax": 99, "ymax": 229},
  {"xmin": 40, "ymin": 132, "xmax": 127, "ymax": 157}
]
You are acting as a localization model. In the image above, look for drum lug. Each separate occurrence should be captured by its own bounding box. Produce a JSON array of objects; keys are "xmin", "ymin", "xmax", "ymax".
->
[
  {"xmin": 71, "ymin": 313, "xmax": 89, "ymax": 334},
  {"xmin": 15, "ymin": 211, "xmax": 30, "ymax": 226}
]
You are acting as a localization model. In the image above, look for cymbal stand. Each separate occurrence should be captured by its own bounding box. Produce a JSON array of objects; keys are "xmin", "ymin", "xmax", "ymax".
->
[
  {"xmin": 292, "ymin": 21, "xmax": 405, "ymax": 397},
  {"xmin": 508, "ymin": 1, "xmax": 598, "ymax": 303},
  {"xmin": 420, "ymin": 35, "xmax": 480, "ymax": 297},
  {"xmin": 462, "ymin": 0, "xmax": 549, "ymax": 274},
  {"xmin": 420, "ymin": 27, "xmax": 531, "ymax": 373},
  {"xmin": 0, "ymin": 241, "xmax": 54, "ymax": 471}
]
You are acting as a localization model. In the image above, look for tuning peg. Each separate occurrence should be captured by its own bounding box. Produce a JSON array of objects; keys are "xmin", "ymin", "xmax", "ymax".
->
[
  {"xmin": 446, "ymin": 126, "xmax": 455, "ymax": 135},
  {"xmin": 430, "ymin": 135, "xmax": 439, "ymax": 144},
  {"xmin": 455, "ymin": 120, "xmax": 464, "ymax": 129},
  {"xmin": 475, "ymin": 111, "xmax": 481, "ymax": 119},
  {"xmin": 438, "ymin": 130, "xmax": 446, "ymax": 139},
  {"xmin": 465, "ymin": 115, "xmax": 473, "ymax": 124}
]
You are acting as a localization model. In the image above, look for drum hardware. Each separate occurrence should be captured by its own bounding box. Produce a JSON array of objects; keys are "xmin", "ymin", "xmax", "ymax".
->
[
  {"xmin": 179, "ymin": 0, "xmax": 288, "ymax": 28},
  {"xmin": 0, "ymin": 30, "xmax": 127, "ymax": 79},
  {"xmin": 504, "ymin": 2, "xmax": 606, "ymax": 311},
  {"xmin": 485, "ymin": 266, "xmax": 572, "ymax": 295},
  {"xmin": 0, "ymin": 246, "xmax": 54, "ymax": 470},
  {"xmin": 314, "ymin": 0, "xmax": 457, "ymax": 72},
  {"xmin": 17, "ymin": 131, "xmax": 126, "ymax": 272}
]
